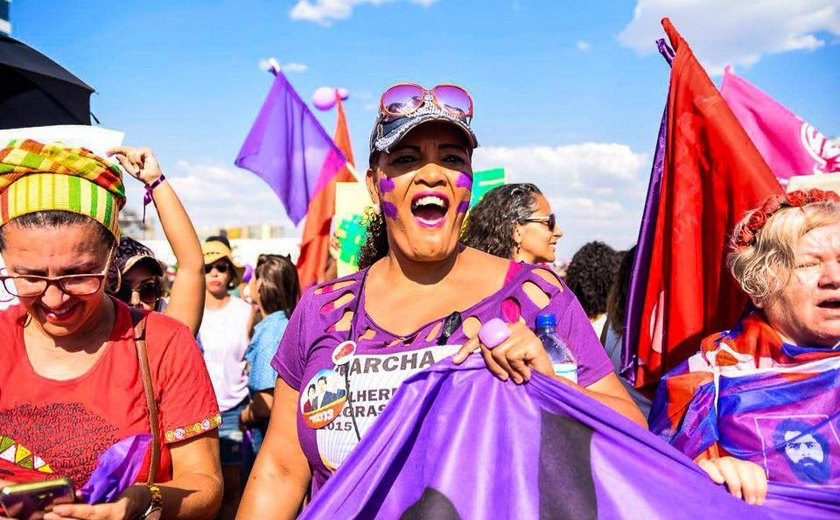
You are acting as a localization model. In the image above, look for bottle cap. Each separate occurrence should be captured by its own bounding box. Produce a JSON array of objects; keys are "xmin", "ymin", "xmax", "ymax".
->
[{"xmin": 535, "ymin": 312, "xmax": 557, "ymax": 329}]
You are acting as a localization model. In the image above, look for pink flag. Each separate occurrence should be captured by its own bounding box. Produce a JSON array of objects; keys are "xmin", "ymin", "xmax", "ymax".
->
[{"xmin": 720, "ymin": 67, "xmax": 839, "ymax": 185}]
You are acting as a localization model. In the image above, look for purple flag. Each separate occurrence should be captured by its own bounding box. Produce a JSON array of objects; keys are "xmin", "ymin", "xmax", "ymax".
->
[
  {"xmin": 235, "ymin": 72, "xmax": 346, "ymax": 225},
  {"xmin": 301, "ymin": 356, "xmax": 835, "ymax": 519},
  {"xmin": 621, "ymin": 104, "xmax": 666, "ymax": 385},
  {"xmin": 620, "ymin": 39, "xmax": 673, "ymax": 386}
]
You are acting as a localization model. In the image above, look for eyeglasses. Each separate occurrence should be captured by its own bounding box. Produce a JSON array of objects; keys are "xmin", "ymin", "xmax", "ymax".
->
[
  {"xmin": 115, "ymin": 281, "xmax": 163, "ymax": 306},
  {"xmin": 379, "ymin": 83, "xmax": 473, "ymax": 121},
  {"xmin": 519, "ymin": 213, "xmax": 556, "ymax": 230},
  {"xmin": 0, "ymin": 254, "xmax": 113, "ymax": 300},
  {"xmin": 204, "ymin": 262, "xmax": 229, "ymax": 274}
]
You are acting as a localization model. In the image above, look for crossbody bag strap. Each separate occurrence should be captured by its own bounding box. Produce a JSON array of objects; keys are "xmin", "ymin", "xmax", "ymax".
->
[{"xmin": 129, "ymin": 308, "xmax": 160, "ymax": 485}]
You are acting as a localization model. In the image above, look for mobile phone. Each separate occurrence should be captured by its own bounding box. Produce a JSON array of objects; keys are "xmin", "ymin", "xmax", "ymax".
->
[{"xmin": 0, "ymin": 478, "xmax": 75, "ymax": 519}]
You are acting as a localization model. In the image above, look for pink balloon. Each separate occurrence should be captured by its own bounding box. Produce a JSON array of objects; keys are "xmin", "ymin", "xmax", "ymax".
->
[
  {"xmin": 313, "ymin": 87, "xmax": 336, "ymax": 111},
  {"xmin": 337, "ymin": 88, "xmax": 349, "ymax": 101}
]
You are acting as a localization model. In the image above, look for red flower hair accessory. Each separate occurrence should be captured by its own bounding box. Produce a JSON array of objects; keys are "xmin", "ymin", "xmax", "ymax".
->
[{"xmin": 733, "ymin": 189, "xmax": 840, "ymax": 251}]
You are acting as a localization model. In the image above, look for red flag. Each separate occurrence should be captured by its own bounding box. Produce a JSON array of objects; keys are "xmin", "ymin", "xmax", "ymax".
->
[
  {"xmin": 297, "ymin": 95, "xmax": 357, "ymax": 289},
  {"xmin": 633, "ymin": 19, "xmax": 783, "ymax": 391}
]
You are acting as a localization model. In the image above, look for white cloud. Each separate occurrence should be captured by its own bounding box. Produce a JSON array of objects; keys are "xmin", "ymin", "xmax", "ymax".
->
[
  {"xmin": 472, "ymin": 143, "xmax": 650, "ymax": 259},
  {"xmin": 124, "ymin": 143, "xmax": 651, "ymax": 261},
  {"xmin": 619, "ymin": 0, "xmax": 840, "ymax": 74},
  {"xmin": 282, "ymin": 62, "xmax": 309, "ymax": 73},
  {"xmin": 290, "ymin": 0, "xmax": 438, "ymax": 26},
  {"xmin": 576, "ymin": 40, "xmax": 592, "ymax": 52},
  {"xmin": 121, "ymin": 160, "xmax": 297, "ymax": 238}
]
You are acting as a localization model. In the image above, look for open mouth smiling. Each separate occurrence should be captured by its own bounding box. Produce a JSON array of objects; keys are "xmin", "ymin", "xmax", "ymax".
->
[
  {"xmin": 411, "ymin": 192, "xmax": 450, "ymax": 228},
  {"xmin": 816, "ymin": 297, "xmax": 840, "ymax": 310},
  {"xmin": 42, "ymin": 300, "xmax": 79, "ymax": 322}
]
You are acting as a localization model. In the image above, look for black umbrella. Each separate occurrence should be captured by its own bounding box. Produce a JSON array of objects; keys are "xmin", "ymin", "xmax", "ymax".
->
[{"xmin": 0, "ymin": 34, "xmax": 94, "ymax": 129}]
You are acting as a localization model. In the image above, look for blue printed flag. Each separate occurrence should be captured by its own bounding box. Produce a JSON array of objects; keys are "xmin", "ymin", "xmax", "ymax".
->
[{"xmin": 650, "ymin": 311, "xmax": 840, "ymax": 494}]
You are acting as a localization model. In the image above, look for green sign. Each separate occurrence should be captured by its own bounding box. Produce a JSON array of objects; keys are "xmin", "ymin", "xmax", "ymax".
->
[
  {"xmin": 469, "ymin": 168, "xmax": 506, "ymax": 208},
  {"xmin": 336, "ymin": 213, "xmax": 367, "ymax": 266}
]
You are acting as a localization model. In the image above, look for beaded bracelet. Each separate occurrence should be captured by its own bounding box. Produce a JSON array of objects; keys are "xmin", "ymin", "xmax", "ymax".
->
[{"xmin": 142, "ymin": 175, "xmax": 166, "ymax": 222}]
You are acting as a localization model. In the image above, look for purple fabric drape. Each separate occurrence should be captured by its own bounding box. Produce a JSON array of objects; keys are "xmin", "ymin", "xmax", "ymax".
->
[
  {"xmin": 80, "ymin": 434, "xmax": 151, "ymax": 504},
  {"xmin": 300, "ymin": 357, "xmax": 836, "ymax": 519}
]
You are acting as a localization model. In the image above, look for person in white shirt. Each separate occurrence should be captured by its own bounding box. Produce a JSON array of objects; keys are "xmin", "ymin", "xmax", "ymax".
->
[{"xmin": 198, "ymin": 236, "xmax": 252, "ymax": 520}]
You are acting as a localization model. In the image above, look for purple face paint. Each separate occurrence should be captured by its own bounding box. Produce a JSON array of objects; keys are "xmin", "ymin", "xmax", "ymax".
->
[
  {"xmin": 456, "ymin": 201, "xmax": 470, "ymax": 214},
  {"xmin": 379, "ymin": 178, "xmax": 396, "ymax": 193},
  {"xmin": 455, "ymin": 172, "xmax": 473, "ymax": 190},
  {"xmin": 382, "ymin": 201, "xmax": 398, "ymax": 219}
]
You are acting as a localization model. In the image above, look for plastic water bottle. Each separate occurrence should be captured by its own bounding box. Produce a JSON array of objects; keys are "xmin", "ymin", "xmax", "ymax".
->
[{"xmin": 535, "ymin": 312, "xmax": 578, "ymax": 384}]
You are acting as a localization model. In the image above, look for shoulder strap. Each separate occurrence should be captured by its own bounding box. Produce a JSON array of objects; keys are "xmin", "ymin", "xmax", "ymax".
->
[{"xmin": 129, "ymin": 307, "xmax": 160, "ymax": 484}]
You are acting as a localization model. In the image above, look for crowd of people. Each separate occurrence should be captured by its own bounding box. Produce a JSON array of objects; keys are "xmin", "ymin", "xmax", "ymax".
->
[{"xmin": 0, "ymin": 81, "xmax": 836, "ymax": 519}]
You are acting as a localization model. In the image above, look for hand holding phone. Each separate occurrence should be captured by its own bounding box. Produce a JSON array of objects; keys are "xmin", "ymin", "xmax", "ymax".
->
[{"xmin": 0, "ymin": 479, "xmax": 75, "ymax": 520}]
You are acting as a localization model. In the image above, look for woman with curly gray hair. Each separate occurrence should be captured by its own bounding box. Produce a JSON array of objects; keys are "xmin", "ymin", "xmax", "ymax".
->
[
  {"xmin": 460, "ymin": 183, "xmax": 563, "ymax": 264},
  {"xmin": 650, "ymin": 189, "xmax": 840, "ymax": 506}
]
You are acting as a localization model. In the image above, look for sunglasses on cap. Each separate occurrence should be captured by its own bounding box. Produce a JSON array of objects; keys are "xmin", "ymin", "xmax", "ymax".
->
[
  {"xmin": 519, "ymin": 213, "xmax": 556, "ymax": 230},
  {"xmin": 115, "ymin": 280, "xmax": 163, "ymax": 306},
  {"xmin": 204, "ymin": 262, "xmax": 230, "ymax": 274},
  {"xmin": 379, "ymin": 83, "xmax": 473, "ymax": 121}
]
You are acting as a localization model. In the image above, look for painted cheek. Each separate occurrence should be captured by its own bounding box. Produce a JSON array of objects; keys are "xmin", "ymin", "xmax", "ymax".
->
[
  {"xmin": 379, "ymin": 178, "xmax": 396, "ymax": 193},
  {"xmin": 456, "ymin": 201, "xmax": 470, "ymax": 214},
  {"xmin": 455, "ymin": 172, "xmax": 473, "ymax": 190},
  {"xmin": 382, "ymin": 201, "xmax": 398, "ymax": 219}
]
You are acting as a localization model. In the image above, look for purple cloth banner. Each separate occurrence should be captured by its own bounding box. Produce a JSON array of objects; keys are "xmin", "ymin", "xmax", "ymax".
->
[
  {"xmin": 80, "ymin": 434, "xmax": 151, "ymax": 504},
  {"xmin": 301, "ymin": 357, "xmax": 834, "ymax": 519},
  {"xmin": 235, "ymin": 72, "xmax": 346, "ymax": 225}
]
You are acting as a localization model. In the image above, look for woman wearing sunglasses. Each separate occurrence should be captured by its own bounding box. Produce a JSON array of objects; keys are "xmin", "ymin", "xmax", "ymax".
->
[
  {"xmin": 111, "ymin": 237, "xmax": 166, "ymax": 308},
  {"xmin": 106, "ymin": 146, "xmax": 206, "ymax": 337},
  {"xmin": 238, "ymin": 83, "xmax": 645, "ymax": 518},
  {"xmin": 199, "ymin": 237, "xmax": 251, "ymax": 520},
  {"xmin": 0, "ymin": 141, "xmax": 221, "ymax": 519},
  {"xmin": 461, "ymin": 183, "xmax": 563, "ymax": 265}
]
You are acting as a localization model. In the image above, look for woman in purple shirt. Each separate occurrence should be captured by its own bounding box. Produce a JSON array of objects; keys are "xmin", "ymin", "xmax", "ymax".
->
[{"xmin": 238, "ymin": 83, "xmax": 646, "ymax": 518}]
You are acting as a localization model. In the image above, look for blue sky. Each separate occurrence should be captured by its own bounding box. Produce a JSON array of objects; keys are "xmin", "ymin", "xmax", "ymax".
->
[{"xmin": 10, "ymin": 0, "xmax": 840, "ymax": 258}]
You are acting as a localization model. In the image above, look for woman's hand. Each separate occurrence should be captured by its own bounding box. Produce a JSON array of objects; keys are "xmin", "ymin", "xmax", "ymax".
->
[
  {"xmin": 107, "ymin": 147, "xmax": 163, "ymax": 186},
  {"xmin": 0, "ymin": 479, "xmax": 14, "ymax": 520},
  {"xmin": 452, "ymin": 321, "xmax": 554, "ymax": 384},
  {"xmin": 698, "ymin": 456, "xmax": 767, "ymax": 505},
  {"xmin": 239, "ymin": 405, "xmax": 254, "ymax": 431},
  {"xmin": 44, "ymin": 485, "xmax": 148, "ymax": 520},
  {"xmin": 44, "ymin": 484, "xmax": 149, "ymax": 520}
]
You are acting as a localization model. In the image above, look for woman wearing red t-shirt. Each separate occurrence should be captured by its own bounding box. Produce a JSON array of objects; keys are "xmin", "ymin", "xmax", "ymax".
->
[{"xmin": 0, "ymin": 141, "xmax": 222, "ymax": 519}]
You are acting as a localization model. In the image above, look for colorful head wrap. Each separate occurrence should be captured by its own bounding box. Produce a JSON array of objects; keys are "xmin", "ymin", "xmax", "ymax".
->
[{"xmin": 0, "ymin": 139, "xmax": 126, "ymax": 238}]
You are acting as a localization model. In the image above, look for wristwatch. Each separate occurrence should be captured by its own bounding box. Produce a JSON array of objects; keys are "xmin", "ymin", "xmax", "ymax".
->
[{"xmin": 142, "ymin": 483, "xmax": 163, "ymax": 519}]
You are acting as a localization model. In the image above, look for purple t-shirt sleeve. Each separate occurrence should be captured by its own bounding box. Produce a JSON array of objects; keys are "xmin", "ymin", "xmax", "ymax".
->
[
  {"xmin": 270, "ymin": 289, "xmax": 311, "ymax": 391},
  {"xmin": 557, "ymin": 286, "xmax": 613, "ymax": 387},
  {"xmin": 551, "ymin": 283, "xmax": 613, "ymax": 387}
]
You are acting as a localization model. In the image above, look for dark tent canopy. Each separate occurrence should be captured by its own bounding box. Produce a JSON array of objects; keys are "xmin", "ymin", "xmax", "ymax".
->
[{"xmin": 0, "ymin": 34, "xmax": 93, "ymax": 129}]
